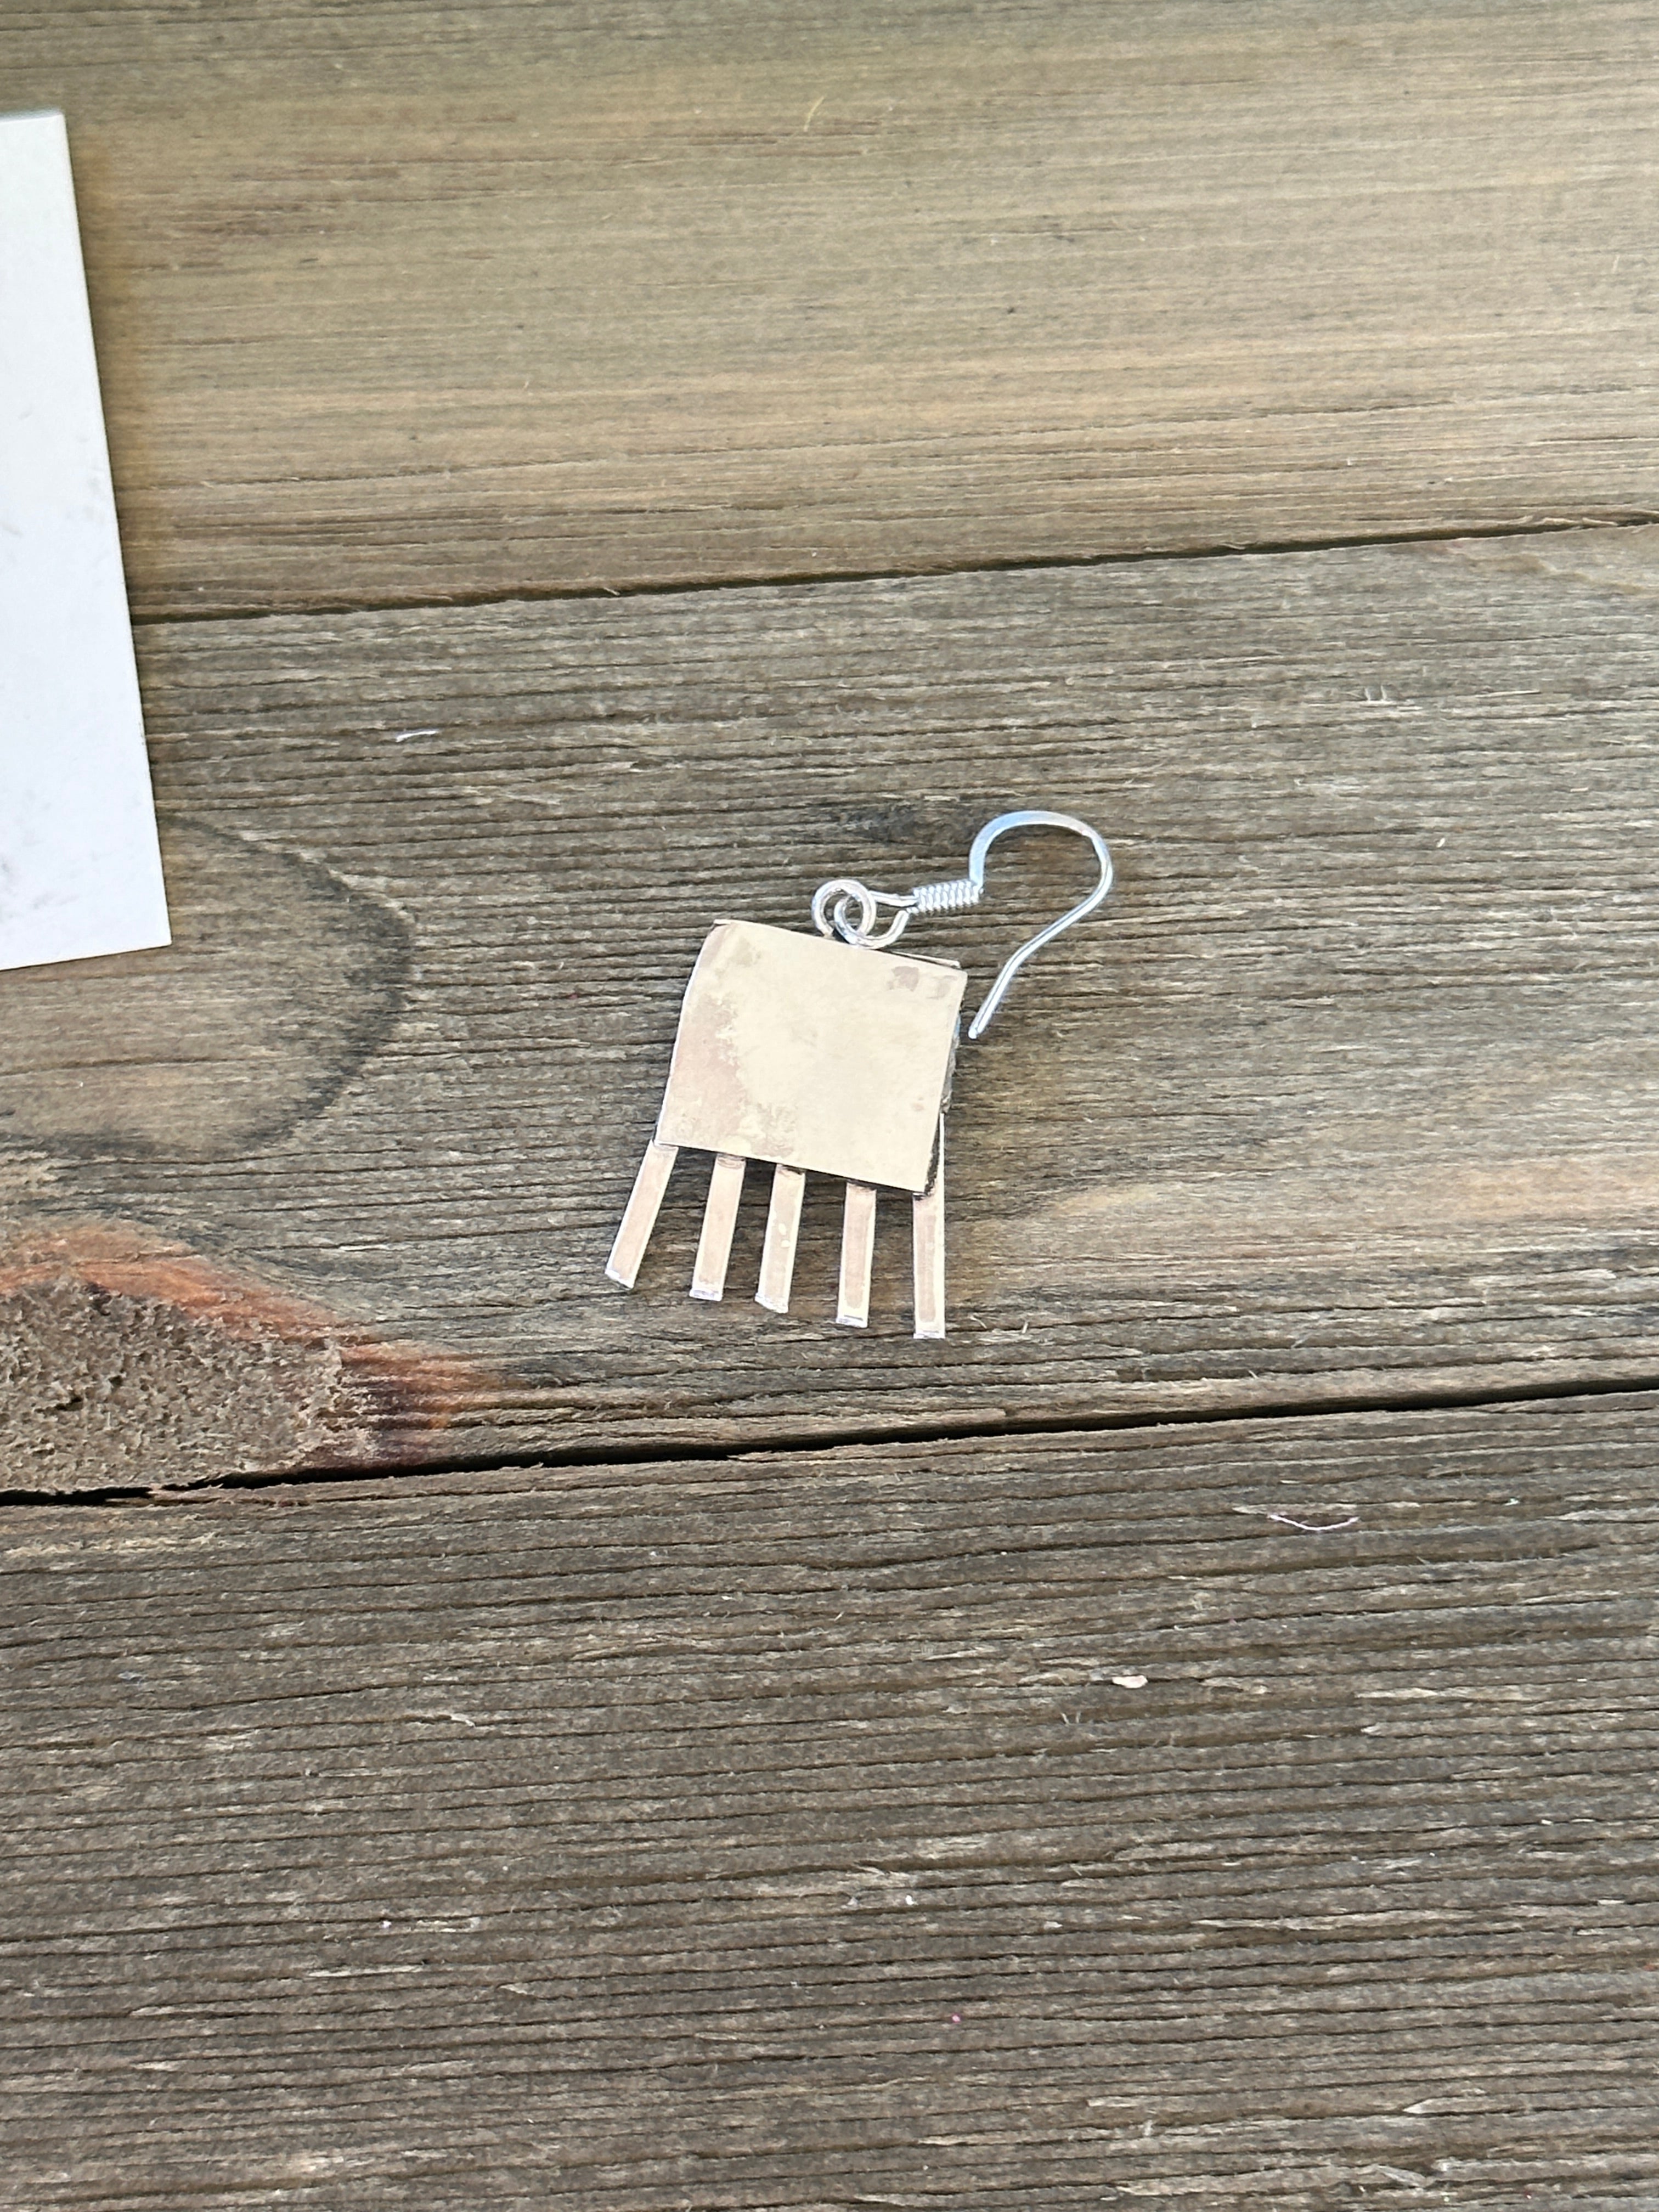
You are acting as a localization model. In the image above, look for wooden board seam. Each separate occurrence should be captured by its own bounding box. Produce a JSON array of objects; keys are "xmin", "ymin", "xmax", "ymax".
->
[
  {"xmin": 4, "ymin": 1378, "xmax": 1656, "ymax": 1514},
  {"xmin": 119, "ymin": 512, "xmax": 1659, "ymax": 630}
]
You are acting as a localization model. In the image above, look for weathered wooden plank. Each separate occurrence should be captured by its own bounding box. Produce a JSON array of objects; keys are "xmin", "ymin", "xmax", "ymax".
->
[
  {"xmin": 2, "ymin": 1395, "xmax": 1657, "ymax": 2205},
  {"xmin": 4, "ymin": 526, "xmax": 1658, "ymax": 1488},
  {"xmin": 3, "ymin": 0, "xmax": 1655, "ymax": 616}
]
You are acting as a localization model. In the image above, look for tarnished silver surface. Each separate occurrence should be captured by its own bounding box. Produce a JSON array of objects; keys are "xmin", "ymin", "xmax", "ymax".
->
[{"xmin": 656, "ymin": 921, "xmax": 964, "ymax": 1195}]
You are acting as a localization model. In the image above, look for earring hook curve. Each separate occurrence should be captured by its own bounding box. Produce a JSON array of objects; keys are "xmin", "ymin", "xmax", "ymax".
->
[
  {"xmin": 810, "ymin": 808, "xmax": 1113, "ymax": 1032},
  {"xmin": 963, "ymin": 810, "xmax": 1113, "ymax": 1039}
]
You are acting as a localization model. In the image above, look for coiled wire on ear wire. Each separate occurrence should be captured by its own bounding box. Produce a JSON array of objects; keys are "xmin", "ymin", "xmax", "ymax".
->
[{"xmin": 907, "ymin": 874, "xmax": 981, "ymax": 916}]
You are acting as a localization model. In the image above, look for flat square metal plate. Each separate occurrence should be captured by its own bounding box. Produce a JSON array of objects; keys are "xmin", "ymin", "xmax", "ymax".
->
[{"xmin": 655, "ymin": 921, "xmax": 966, "ymax": 1192}]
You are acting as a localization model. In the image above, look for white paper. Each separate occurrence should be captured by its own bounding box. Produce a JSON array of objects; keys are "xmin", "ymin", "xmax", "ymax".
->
[{"xmin": 0, "ymin": 110, "xmax": 169, "ymax": 972}]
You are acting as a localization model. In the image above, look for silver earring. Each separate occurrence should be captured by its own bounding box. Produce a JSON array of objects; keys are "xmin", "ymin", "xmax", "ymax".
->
[{"xmin": 606, "ymin": 809, "xmax": 1113, "ymax": 1339}]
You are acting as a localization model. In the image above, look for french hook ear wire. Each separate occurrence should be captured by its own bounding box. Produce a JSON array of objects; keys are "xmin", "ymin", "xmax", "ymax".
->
[
  {"xmin": 953, "ymin": 810, "xmax": 1114, "ymax": 1039},
  {"xmin": 809, "ymin": 808, "xmax": 1114, "ymax": 1031}
]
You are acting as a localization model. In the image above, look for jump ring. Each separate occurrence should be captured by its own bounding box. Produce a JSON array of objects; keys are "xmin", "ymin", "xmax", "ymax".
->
[{"xmin": 812, "ymin": 877, "xmax": 878, "ymax": 943}]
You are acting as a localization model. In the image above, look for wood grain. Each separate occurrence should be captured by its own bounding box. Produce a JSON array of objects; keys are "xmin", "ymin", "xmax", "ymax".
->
[
  {"xmin": 4, "ymin": 525, "xmax": 1658, "ymax": 1488},
  {"xmin": 3, "ymin": 1393, "xmax": 1657, "ymax": 2207},
  {"xmin": 3, "ymin": 0, "xmax": 1655, "ymax": 616}
]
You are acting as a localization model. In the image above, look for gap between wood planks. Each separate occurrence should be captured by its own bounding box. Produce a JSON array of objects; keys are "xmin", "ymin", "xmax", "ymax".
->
[
  {"xmin": 121, "ymin": 510, "xmax": 1659, "ymax": 627},
  {"xmin": 9, "ymin": 1368, "xmax": 1658, "ymax": 1511}
]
